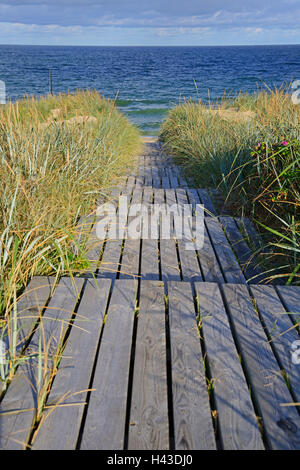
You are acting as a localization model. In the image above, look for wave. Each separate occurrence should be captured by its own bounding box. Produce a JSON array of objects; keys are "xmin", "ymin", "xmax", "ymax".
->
[
  {"xmin": 138, "ymin": 121, "xmax": 163, "ymax": 129},
  {"xmin": 127, "ymin": 108, "xmax": 169, "ymax": 116},
  {"xmin": 116, "ymin": 99, "xmax": 169, "ymax": 108}
]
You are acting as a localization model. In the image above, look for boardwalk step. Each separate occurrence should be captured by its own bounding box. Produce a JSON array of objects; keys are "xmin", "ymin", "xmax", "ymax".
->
[
  {"xmin": 0, "ymin": 277, "xmax": 84, "ymax": 450},
  {"xmin": 2, "ymin": 142, "xmax": 297, "ymax": 451},
  {"xmin": 1, "ymin": 278, "xmax": 299, "ymax": 449}
]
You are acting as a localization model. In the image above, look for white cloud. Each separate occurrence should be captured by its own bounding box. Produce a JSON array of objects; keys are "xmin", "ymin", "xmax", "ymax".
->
[
  {"xmin": 245, "ymin": 27, "xmax": 263, "ymax": 34},
  {"xmin": 0, "ymin": 0, "xmax": 299, "ymax": 45},
  {"xmin": 156, "ymin": 26, "xmax": 211, "ymax": 37},
  {"xmin": 0, "ymin": 0, "xmax": 299, "ymax": 30}
]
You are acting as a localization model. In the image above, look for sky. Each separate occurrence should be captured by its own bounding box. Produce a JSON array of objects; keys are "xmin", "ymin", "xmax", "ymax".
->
[{"xmin": 0, "ymin": 0, "xmax": 300, "ymax": 46}]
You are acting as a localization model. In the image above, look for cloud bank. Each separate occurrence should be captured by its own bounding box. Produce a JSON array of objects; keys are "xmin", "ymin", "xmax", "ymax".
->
[{"xmin": 0, "ymin": 0, "xmax": 299, "ymax": 45}]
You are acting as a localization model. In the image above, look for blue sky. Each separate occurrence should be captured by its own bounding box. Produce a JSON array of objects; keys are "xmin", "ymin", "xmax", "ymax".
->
[{"xmin": 0, "ymin": 0, "xmax": 300, "ymax": 46}]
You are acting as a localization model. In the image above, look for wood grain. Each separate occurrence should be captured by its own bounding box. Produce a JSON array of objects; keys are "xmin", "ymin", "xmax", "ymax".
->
[
  {"xmin": 221, "ymin": 283, "xmax": 300, "ymax": 450},
  {"xmin": 128, "ymin": 281, "xmax": 169, "ymax": 450},
  {"xmin": 196, "ymin": 282, "xmax": 264, "ymax": 450},
  {"xmin": 168, "ymin": 282, "xmax": 216, "ymax": 450},
  {"xmin": 32, "ymin": 279, "xmax": 111, "ymax": 450},
  {"xmin": 0, "ymin": 277, "xmax": 84, "ymax": 450},
  {"xmin": 80, "ymin": 280, "xmax": 137, "ymax": 450}
]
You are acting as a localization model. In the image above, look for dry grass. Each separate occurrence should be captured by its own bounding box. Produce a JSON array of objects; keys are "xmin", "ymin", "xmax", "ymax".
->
[
  {"xmin": 0, "ymin": 89, "xmax": 142, "ymax": 389},
  {"xmin": 160, "ymin": 87, "xmax": 300, "ymax": 284}
]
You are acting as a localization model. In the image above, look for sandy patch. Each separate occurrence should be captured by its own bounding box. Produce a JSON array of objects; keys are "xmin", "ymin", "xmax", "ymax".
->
[
  {"xmin": 66, "ymin": 115, "xmax": 97, "ymax": 125},
  {"xmin": 142, "ymin": 136, "xmax": 158, "ymax": 143},
  {"xmin": 50, "ymin": 108, "xmax": 62, "ymax": 119},
  {"xmin": 208, "ymin": 107, "xmax": 256, "ymax": 122},
  {"xmin": 40, "ymin": 115, "xmax": 98, "ymax": 129}
]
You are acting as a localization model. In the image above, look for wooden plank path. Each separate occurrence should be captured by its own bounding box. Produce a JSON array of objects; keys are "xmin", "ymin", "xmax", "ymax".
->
[
  {"xmin": 78, "ymin": 146, "xmax": 268, "ymax": 285},
  {"xmin": 0, "ymin": 277, "xmax": 84, "ymax": 449},
  {"xmin": 1, "ymin": 140, "xmax": 300, "ymax": 450}
]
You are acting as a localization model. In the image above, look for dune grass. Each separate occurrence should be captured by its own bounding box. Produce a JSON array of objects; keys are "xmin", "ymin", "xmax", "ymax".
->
[
  {"xmin": 0, "ymin": 89, "xmax": 142, "ymax": 390},
  {"xmin": 160, "ymin": 88, "xmax": 300, "ymax": 284}
]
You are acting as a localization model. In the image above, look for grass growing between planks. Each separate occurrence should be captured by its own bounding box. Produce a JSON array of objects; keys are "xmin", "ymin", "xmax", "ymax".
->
[
  {"xmin": 0, "ymin": 89, "xmax": 142, "ymax": 390},
  {"xmin": 160, "ymin": 87, "xmax": 300, "ymax": 285}
]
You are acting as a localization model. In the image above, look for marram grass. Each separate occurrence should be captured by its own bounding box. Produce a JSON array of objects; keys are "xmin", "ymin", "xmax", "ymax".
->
[
  {"xmin": 160, "ymin": 87, "xmax": 300, "ymax": 284},
  {"xmin": 0, "ymin": 89, "xmax": 142, "ymax": 391}
]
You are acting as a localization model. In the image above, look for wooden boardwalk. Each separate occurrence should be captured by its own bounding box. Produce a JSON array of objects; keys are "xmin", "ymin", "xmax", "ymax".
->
[{"xmin": 1, "ymin": 141, "xmax": 300, "ymax": 450}]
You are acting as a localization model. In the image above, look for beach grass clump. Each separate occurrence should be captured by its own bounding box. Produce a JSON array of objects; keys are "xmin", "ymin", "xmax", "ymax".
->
[
  {"xmin": 0, "ymin": 89, "xmax": 141, "ymax": 388},
  {"xmin": 160, "ymin": 87, "xmax": 300, "ymax": 284}
]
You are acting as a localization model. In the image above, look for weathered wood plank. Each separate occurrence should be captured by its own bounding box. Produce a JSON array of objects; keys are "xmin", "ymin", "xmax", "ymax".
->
[
  {"xmin": 235, "ymin": 217, "xmax": 265, "ymax": 254},
  {"xmin": 135, "ymin": 176, "xmax": 144, "ymax": 189},
  {"xmin": 164, "ymin": 188, "xmax": 179, "ymax": 239},
  {"xmin": 152, "ymin": 167, "xmax": 161, "ymax": 188},
  {"xmin": 167, "ymin": 210, "xmax": 177, "ymax": 242},
  {"xmin": 205, "ymin": 218, "xmax": 246, "ymax": 284},
  {"xmin": 0, "ymin": 277, "xmax": 84, "ymax": 450},
  {"xmin": 81, "ymin": 280, "xmax": 137, "ymax": 450},
  {"xmin": 86, "ymin": 188, "xmax": 122, "ymax": 272},
  {"xmin": 97, "ymin": 240, "xmax": 123, "ymax": 279},
  {"xmin": 162, "ymin": 176, "xmax": 171, "ymax": 189},
  {"xmin": 97, "ymin": 221, "xmax": 125, "ymax": 280},
  {"xmin": 119, "ymin": 186, "xmax": 142, "ymax": 279},
  {"xmin": 196, "ymin": 222, "xmax": 224, "ymax": 283},
  {"xmin": 195, "ymin": 282, "xmax": 265, "ymax": 450},
  {"xmin": 171, "ymin": 166, "xmax": 180, "ymax": 176},
  {"xmin": 276, "ymin": 286, "xmax": 300, "ymax": 330},
  {"xmin": 199, "ymin": 227, "xmax": 224, "ymax": 283},
  {"xmin": 32, "ymin": 279, "xmax": 111, "ymax": 450},
  {"xmin": 124, "ymin": 176, "xmax": 135, "ymax": 196},
  {"xmin": 165, "ymin": 188, "xmax": 178, "ymax": 232},
  {"xmin": 219, "ymin": 216, "xmax": 264, "ymax": 283},
  {"xmin": 130, "ymin": 187, "xmax": 143, "ymax": 207},
  {"xmin": 120, "ymin": 239, "xmax": 141, "ymax": 279},
  {"xmin": 176, "ymin": 188, "xmax": 190, "ymax": 210},
  {"xmin": 166, "ymin": 168, "xmax": 179, "ymax": 189},
  {"xmin": 111, "ymin": 185, "xmax": 124, "ymax": 202},
  {"xmin": 178, "ymin": 174, "xmax": 188, "ymax": 187},
  {"xmin": 144, "ymin": 167, "xmax": 152, "ymax": 187},
  {"xmin": 185, "ymin": 190, "xmax": 224, "ymax": 283},
  {"xmin": 221, "ymin": 283, "xmax": 300, "ymax": 450},
  {"xmin": 186, "ymin": 188, "xmax": 201, "ymax": 215},
  {"xmin": 250, "ymin": 285, "xmax": 300, "ymax": 405},
  {"xmin": 140, "ymin": 239, "xmax": 159, "ymax": 280},
  {"xmin": 173, "ymin": 189, "xmax": 202, "ymax": 281},
  {"xmin": 143, "ymin": 186, "xmax": 153, "ymax": 207},
  {"xmin": 138, "ymin": 163, "xmax": 145, "ymax": 179},
  {"xmin": 168, "ymin": 282, "xmax": 216, "ymax": 450},
  {"xmin": 154, "ymin": 188, "xmax": 165, "ymax": 206},
  {"xmin": 165, "ymin": 188, "xmax": 177, "ymax": 208},
  {"xmin": 0, "ymin": 276, "xmax": 56, "ymax": 397},
  {"xmin": 128, "ymin": 281, "xmax": 169, "ymax": 450},
  {"xmin": 172, "ymin": 166, "xmax": 187, "ymax": 187},
  {"xmin": 85, "ymin": 226, "xmax": 104, "ymax": 272},
  {"xmin": 6, "ymin": 276, "xmax": 56, "ymax": 357},
  {"xmin": 197, "ymin": 189, "xmax": 217, "ymax": 217},
  {"xmin": 139, "ymin": 186, "xmax": 159, "ymax": 280},
  {"xmin": 177, "ymin": 239, "xmax": 202, "ymax": 282},
  {"xmin": 160, "ymin": 239, "xmax": 181, "ymax": 282}
]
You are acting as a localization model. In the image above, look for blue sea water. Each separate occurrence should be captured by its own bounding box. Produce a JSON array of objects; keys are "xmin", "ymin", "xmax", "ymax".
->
[{"xmin": 0, "ymin": 45, "xmax": 300, "ymax": 135}]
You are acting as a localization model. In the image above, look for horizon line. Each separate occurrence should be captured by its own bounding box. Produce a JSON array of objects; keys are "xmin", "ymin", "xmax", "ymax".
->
[{"xmin": 0, "ymin": 43, "xmax": 300, "ymax": 48}]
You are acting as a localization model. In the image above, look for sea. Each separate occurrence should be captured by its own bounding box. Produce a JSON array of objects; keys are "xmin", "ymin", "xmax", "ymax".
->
[{"xmin": 0, "ymin": 45, "xmax": 300, "ymax": 135}]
